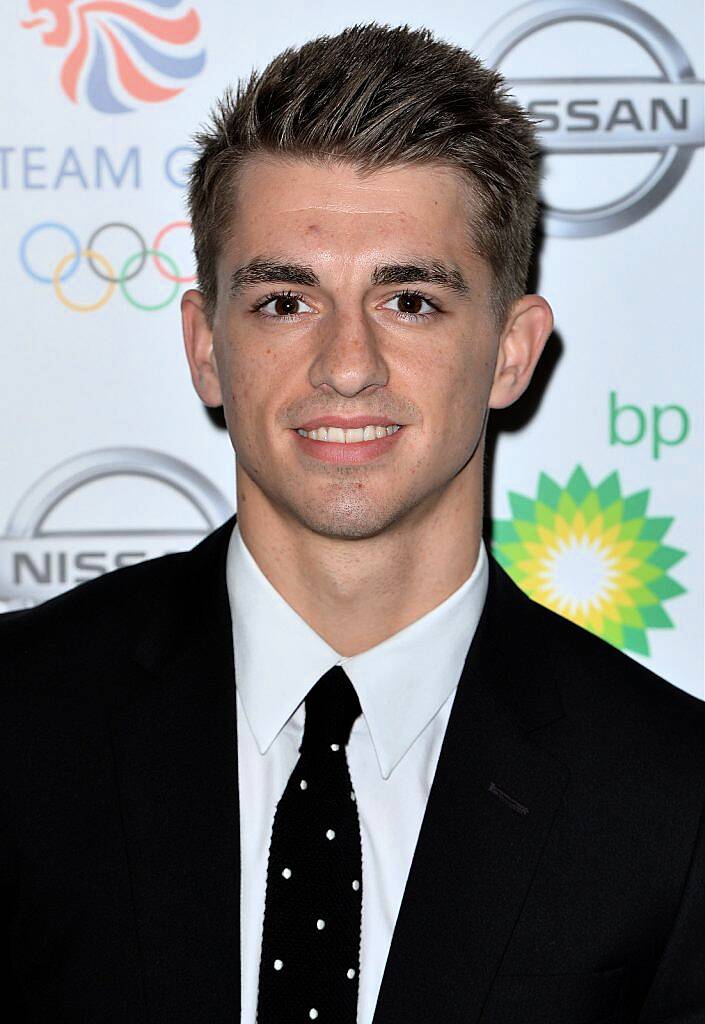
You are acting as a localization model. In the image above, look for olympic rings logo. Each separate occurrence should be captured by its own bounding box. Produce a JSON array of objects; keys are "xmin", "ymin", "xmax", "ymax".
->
[{"xmin": 19, "ymin": 221, "xmax": 195, "ymax": 313}]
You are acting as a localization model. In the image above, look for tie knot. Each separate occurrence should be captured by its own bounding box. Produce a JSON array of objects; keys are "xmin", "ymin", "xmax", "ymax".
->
[{"xmin": 300, "ymin": 665, "xmax": 361, "ymax": 755}]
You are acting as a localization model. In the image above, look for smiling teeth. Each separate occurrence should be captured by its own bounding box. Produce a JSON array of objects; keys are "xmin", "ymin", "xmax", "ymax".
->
[{"xmin": 297, "ymin": 424, "xmax": 401, "ymax": 442}]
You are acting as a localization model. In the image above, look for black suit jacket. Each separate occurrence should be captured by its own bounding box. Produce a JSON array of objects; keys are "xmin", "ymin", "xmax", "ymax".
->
[{"xmin": 1, "ymin": 514, "xmax": 703, "ymax": 1023}]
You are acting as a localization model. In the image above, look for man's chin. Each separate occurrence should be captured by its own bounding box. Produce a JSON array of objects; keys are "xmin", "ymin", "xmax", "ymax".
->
[{"xmin": 291, "ymin": 502, "xmax": 405, "ymax": 542}]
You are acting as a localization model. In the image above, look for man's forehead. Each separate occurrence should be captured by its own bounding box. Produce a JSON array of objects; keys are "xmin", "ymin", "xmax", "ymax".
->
[
  {"xmin": 231, "ymin": 153, "xmax": 473, "ymax": 218},
  {"xmin": 222, "ymin": 155, "xmax": 482, "ymax": 275}
]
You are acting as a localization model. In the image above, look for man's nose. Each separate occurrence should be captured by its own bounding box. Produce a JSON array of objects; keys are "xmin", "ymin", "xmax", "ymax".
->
[{"xmin": 308, "ymin": 308, "xmax": 389, "ymax": 398}]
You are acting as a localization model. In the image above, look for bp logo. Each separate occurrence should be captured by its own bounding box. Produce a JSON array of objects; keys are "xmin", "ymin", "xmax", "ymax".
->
[
  {"xmin": 20, "ymin": 0, "xmax": 205, "ymax": 114},
  {"xmin": 492, "ymin": 465, "xmax": 686, "ymax": 655}
]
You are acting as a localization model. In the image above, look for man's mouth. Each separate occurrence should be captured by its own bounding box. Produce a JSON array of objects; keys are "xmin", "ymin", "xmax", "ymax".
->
[{"xmin": 295, "ymin": 424, "xmax": 402, "ymax": 444}]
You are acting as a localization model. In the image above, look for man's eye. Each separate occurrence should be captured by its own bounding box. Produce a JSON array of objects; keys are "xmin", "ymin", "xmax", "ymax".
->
[
  {"xmin": 381, "ymin": 291, "xmax": 438, "ymax": 319},
  {"xmin": 254, "ymin": 292, "xmax": 315, "ymax": 318}
]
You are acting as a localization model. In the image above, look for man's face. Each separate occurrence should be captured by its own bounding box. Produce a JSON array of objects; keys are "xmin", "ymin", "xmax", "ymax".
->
[{"xmin": 186, "ymin": 155, "xmax": 542, "ymax": 541}]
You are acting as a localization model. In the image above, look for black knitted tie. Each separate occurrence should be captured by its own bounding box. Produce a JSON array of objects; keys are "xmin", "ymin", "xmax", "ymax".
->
[{"xmin": 256, "ymin": 666, "xmax": 363, "ymax": 1023}]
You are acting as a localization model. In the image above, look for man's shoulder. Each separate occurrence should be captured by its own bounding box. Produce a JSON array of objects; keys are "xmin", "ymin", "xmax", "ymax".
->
[
  {"xmin": 0, "ymin": 547, "xmax": 190, "ymax": 685},
  {"xmin": 498, "ymin": 564, "xmax": 704, "ymax": 768},
  {"xmin": 0, "ymin": 548, "xmax": 198, "ymax": 716},
  {"xmin": 0, "ymin": 519, "xmax": 233, "ymax": 749},
  {"xmin": 0, "ymin": 517, "xmax": 234, "ymax": 666},
  {"xmin": 510, "ymin": 569, "xmax": 700, "ymax": 782}
]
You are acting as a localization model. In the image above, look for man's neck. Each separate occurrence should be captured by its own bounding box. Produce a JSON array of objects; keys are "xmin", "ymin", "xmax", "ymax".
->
[{"xmin": 234, "ymin": 472, "xmax": 484, "ymax": 658}]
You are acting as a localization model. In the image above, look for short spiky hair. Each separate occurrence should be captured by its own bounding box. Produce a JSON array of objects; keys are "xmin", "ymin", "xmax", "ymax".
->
[{"xmin": 187, "ymin": 22, "xmax": 541, "ymax": 328}]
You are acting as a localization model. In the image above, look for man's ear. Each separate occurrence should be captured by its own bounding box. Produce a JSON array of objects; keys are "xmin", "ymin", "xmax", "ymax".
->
[
  {"xmin": 181, "ymin": 288, "xmax": 224, "ymax": 408},
  {"xmin": 489, "ymin": 294, "xmax": 554, "ymax": 410}
]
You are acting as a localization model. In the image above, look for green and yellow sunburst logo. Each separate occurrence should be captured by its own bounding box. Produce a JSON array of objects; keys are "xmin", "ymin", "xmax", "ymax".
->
[{"xmin": 492, "ymin": 466, "xmax": 686, "ymax": 655}]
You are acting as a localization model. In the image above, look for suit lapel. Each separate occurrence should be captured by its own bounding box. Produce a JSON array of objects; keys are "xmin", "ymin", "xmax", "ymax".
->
[
  {"xmin": 108, "ymin": 518, "xmax": 241, "ymax": 1024},
  {"xmin": 372, "ymin": 558, "xmax": 570, "ymax": 1024}
]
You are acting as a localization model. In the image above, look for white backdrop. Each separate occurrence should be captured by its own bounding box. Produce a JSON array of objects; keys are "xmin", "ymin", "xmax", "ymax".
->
[{"xmin": 1, "ymin": 0, "xmax": 702, "ymax": 697}]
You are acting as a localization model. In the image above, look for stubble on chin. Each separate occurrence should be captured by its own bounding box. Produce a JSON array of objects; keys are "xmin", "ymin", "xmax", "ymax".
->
[{"xmin": 287, "ymin": 481, "xmax": 421, "ymax": 542}]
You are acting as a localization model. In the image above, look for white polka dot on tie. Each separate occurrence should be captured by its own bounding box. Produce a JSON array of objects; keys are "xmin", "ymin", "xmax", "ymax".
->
[
  {"xmin": 316, "ymin": 918, "xmax": 325, "ymax": 930},
  {"xmin": 273, "ymin": 959, "xmax": 283, "ymax": 971},
  {"xmin": 352, "ymin": 879, "xmax": 360, "ymax": 891},
  {"xmin": 330, "ymin": 743, "xmax": 340, "ymax": 751},
  {"xmin": 347, "ymin": 968, "xmax": 356, "ymax": 979},
  {"xmin": 300, "ymin": 779, "xmax": 308, "ymax": 790},
  {"xmin": 282, "ymin": 867, "xmax": 292, "ymax": 879},
  {"xmin": 350, "ymin": 790, "xmax": 356, "ymax": 801},
  {"xmin": 326, "ymin": 828, "xmax": 335, "ymax": 840},
  {"xmin": 309, "ymin": 1011, "xmax": 318, "ymax": 1020}
]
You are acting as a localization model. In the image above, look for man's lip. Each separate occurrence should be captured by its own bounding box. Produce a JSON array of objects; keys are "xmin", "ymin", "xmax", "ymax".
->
[{"xmin": 293, "ymin": 416, "xmax": 401, "ymax": 430}]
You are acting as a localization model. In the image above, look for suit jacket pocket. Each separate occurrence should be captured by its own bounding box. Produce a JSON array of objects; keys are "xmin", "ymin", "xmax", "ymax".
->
[{"xmin": 481, "ymin": 965, "xmax": 625, "ymax": 1024}]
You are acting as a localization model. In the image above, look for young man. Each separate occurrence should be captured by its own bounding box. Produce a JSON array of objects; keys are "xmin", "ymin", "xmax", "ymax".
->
[{"xmin": 2, "ymin": 23, "xmax": 702, "ymax": 1024}]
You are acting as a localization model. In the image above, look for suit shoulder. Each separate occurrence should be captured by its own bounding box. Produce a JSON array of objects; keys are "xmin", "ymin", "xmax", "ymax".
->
[
  {"xmin": 540, "ymin": 594, "xmax": 700, "ymax": 707},
  {"xmin": 0, "ymin": 549, "xmax": 188, "ymax": 659},
  {"xmin": 515, "ymin": 583, "xmax": 704, "ymax": 759}
]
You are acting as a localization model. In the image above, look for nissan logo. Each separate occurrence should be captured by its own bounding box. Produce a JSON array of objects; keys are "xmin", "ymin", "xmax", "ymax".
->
[{"xmin": 475, "ymin": 0, "xmax": 705, "ymax": 236}]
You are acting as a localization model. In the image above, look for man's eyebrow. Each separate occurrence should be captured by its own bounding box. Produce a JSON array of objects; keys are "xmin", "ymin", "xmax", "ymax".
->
[
  {"xmin": 371, "ymin": 260, "xmax": 471, "ymax": 296},
  {"xmin": 229, "ymin": 259, "xmax": 320, "ymax": 297},
  {"xmin": 228, "ymin": 257, "xmax": 471, "ymax": 297}
]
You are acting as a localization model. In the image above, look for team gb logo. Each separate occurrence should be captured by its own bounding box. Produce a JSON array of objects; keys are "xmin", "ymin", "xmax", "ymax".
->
[{"xmin": 21, "ymin": 0, "xmax": 205, "ymax": 114}]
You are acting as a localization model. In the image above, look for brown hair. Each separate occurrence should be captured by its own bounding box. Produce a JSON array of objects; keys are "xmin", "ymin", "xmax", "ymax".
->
[{"xmin": 186, "ymin": 22, "xmax": 541, "ymax": 328}]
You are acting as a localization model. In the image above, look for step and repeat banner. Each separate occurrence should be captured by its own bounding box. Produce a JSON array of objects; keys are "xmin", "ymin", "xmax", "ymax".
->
[{"xmin": 1, "ymin": 0, "xmax": 702, "ymax": 697}]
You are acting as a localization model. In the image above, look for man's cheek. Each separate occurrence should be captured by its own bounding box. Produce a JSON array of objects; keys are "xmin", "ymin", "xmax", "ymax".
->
[{"xmin": 228, "ymin": 363, "xmax": 254, "ymax": 408}]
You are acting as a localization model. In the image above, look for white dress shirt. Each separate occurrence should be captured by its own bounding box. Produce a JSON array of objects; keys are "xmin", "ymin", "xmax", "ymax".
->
[{"xmin": 227, "ymin": 522, "xmax": 489, "ymax": 1023}]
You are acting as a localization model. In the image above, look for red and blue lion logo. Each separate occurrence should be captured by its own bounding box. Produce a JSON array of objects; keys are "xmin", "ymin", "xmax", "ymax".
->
[{"xmin": 21, "ymin": 0, "xmax": 205, "ymax": 113}]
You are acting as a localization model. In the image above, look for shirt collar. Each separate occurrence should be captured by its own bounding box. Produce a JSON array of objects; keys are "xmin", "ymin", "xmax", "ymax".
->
[{"xmin": 227, "ymin": 521, "xmax": 488, "ymax": 779}]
